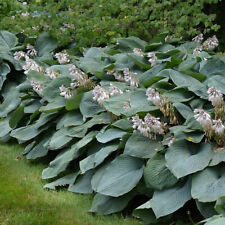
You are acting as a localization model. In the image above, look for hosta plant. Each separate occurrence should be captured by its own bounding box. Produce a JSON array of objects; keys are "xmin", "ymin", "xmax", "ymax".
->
[{"xmin": 1, "ymin": 30, "xmax": 225, "ymax": 224}]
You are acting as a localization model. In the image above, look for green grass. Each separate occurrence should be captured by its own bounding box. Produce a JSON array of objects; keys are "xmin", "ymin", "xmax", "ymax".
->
[{"xmin": 0, "ymin": 142, "xmax": 144, "ymax": 225}]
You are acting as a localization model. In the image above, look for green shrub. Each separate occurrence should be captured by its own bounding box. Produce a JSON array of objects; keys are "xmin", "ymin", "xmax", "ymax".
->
[
  {"xmin": 1, "ymin": 30, "xmax": 225, "ymax": 224},
  {"xmin": 0, "ymin": 0, "xmax": 224, "ymax": 49}
]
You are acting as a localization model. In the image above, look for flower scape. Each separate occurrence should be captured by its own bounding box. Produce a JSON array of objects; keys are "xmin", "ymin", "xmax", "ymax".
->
[{"xmin": 1, "ymin": 31, "xmax": 225, "ymax": 224}]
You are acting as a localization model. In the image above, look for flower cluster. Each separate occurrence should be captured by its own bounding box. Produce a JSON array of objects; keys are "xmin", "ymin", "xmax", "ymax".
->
[
  {"xmin": 207, "ymin": 87, "xmax": 225, "ymax": 121},
  {"xmin": 69, "ymin": 64, "xmax": 94, "ymax": 89},
  {"xmin": 146, "ymin": 87, "xmax": 178, "ymax": 124},
  {"xmin": 55, "ymin": 52, "xmax": 70, "ymax": 64},
  {"xmin": 192, "ymin": 34, "xmax": 219, "ymax": 54},
  {"xmin": 194, "ymin": 108, "xmax": 225, "ymax": 145},
  {"xmin": 107, "ymin": 70, "xmax": 125, "ymax": 82},
  {"xmin": 69, "ymin": 65, "xmax": 86, "ymax": 81},
  {"xmin": 14, "ymin": 51, "xmax": 26, "ymax": 61},
  {"xmin": 192, "ymin": 34, "xmax": 204, "ymax": 43},
  {"xmin": 165, "ymin": 35, "xmax": 172, "ymax": 42},
  {"xmin": 45, "ymin": 68, "xmax": 59, "ymax": 80},
  {"xmin": 133, "ymin": 48, "xmax": 144, "ymax": 56},
  {"xmin": 207, "ymin": 87, "xmax": 223, "ymax": 107},
  {"xmin": 93, "ymin": 85, "xmax": 110, "ymax": 105},
  {"xmin": 109, "ymin": 83, "xmax": 123, "ymax": 96},
  {"xmin": 146, "ymin": 88, "xmax": 161, "ymax": 107},
  {"xmin": 202, "ymin": 35, "xmax": 219, "ymax": 51},
  {"xmin": 59, "ymin": 85, "xmax": 72, "ymax": 99},
  {"xmin": 14, "ymin": 44, "xmax": 37, "ymax": 60},
  {"xmin": 93, "ymin": 83, "xmax": 123, "ymax": 106},
  {"xmin": 23, "ymin": 56, "xmax": 43, "ymax": 74},
  {"xmin": 193, "ymin": 46, "xmax": 203, "ymax": 55},
  {"xmin": 123, "ymin": 68, "xmax": 139, "ymax": 88},
  {"xmin": 26, "ymin": 44, "xmax": 37, "ymax": 57},
  {"xmin": 194, "ymin": 109, "xmax": 212, "ymax": 132},
  {"xmin": 30, "ymin": 79, "xmax": 43, "ymax": 95},
  {"xmin": 132, "ymin": 114, "xmax": 165, "ymax": 140},
  {"xmin": 147, "ymin": 52, "xmax": 157, "ymax": 67}
]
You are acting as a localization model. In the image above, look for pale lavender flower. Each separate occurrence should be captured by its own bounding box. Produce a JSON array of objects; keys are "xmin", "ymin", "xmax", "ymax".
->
[
  {"xmin": 109, "ymin": 83, "xmax": 123, "ymax": 96},
  {"xmin": 30, "ymin": 79, "xmax": 43, "ymax": 95},
  {"xmin": 107, "ymin": 70, "xmax": 125, "ymax": 82},
  {"xmin": 168, "ymin": 137, "xmax": 175, "ymax": 147},
  {"xmin": 59, "ymin": 85, "xmax": 72, "ymax": 99},
  {"xmin": 123, "ymin": 102, "xmax": 130, "ymax": 111},
  {"xmin": 192, "ymin": 34, "xmax": 204, "ymax": 43},
  {"xmin": 133, "ymin": 48, "xmax": 144, "ymax": 56},
  {"xmin": 55, "ymin": 52, "xmax": 70, "ymax": 64},
  {"xmin": 147, "ymin": 52, "xmax": 157, "ymax": 67},
  {"xmin": 123, "ymin": 68, "xmax": 139, "ymax": 88},
  {"xmin": 144, "ymin": 113, "xmax": 165, "ymax": 135},
  {"xmin": 23, "ymin": 56, "xmax": 43, "ymax": 74},
  {"xmin": 93, "ymin": 85, "xmax": 109, "ymax": 104},
  {"xmin": 131, "ymin": 114, "xmax": 165, "ymax": 139},
  {"xmin": 69, "ymin": 65, "xmax": 85, "ymax": 81},
  {"xmin": 212, "ymin": 119, "xmax": 225, "ymax": 136},
  {"xmin": 194, "ymin": 109, "xmax": 212, "ymax": 130},
  {"xmin": 165, "ymin": 35, "xmax": 172, "ymax": 42},
  {"xmin": 26, "ymin": 44, "xmax": 37, "ymax": 57},
  {"xmin": 146, "ymin": 87, "xmax": 161, "ymax": 107},
  {"xmin": 207, "ymin": 87, "xmax": 223, "ymax": 107},
  {"xmin": 203, "ymin": 35, "xmax": 219, "ymax": 51},
  {"xmin": 14, "ymin": 51, "xmax": 26, "ymax": 61},
  {"xmin": 193, "ymin": 45, "xmax": 203, "ymax": 54},
  {"xmin": 45, "ymin": 68, "xmax": 58, "ymax": 79}
]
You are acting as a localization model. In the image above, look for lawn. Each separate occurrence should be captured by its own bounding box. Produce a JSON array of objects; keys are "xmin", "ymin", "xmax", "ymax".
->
[{"xmin": 0, "ymin": 142, "xmax": 144, "ymax": 225}]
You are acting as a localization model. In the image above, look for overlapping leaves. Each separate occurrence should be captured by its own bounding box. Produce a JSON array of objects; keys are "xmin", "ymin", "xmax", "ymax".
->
[{"xmin": 1, "ymin": 31, "xmax": 225, "ymax": 225}]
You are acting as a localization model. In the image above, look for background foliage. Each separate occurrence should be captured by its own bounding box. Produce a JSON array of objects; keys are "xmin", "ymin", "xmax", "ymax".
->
[{"xmin": 0, "ymin": 0, "xmax": 224, "ymax": 49}]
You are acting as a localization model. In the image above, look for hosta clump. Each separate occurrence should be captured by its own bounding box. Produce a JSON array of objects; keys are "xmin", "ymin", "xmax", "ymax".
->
[{"xmin": 1, "ymin": 31, "xmax": 225, "ymax": 225}]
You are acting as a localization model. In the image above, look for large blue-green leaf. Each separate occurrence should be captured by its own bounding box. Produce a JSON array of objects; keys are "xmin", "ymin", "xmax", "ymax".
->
[
  {"xmin": 0, "ymin": 31, "xmax": 18, "ymax": 51},
  {"xmin": 80, "ymin": 91, "xmax": 104, "ymax": 118},
  {"xmin": 68, "ymin": 170, "xmax": 94, "ymax": 194},
  {"xmin": 48, "ymin": 127, "xmax": 73, "ymax": 150},
  {"xmin": 90, "ymin": 192, "xmax": 135, "ymax": 215},
  {"xmin": 144, "ymin": 154, "xmax": 177, "ymax": 190},
  {"xmin": 96, "ymin": 128, "xmax": 127, "ymax": 143},
  {"xmin": 204, "ymin": 75, "xmax": 225, "ymax": 95},
  {"xmin": 203, "ymin": 216, "xmax": 225, "ymax": 225},
  {"xmin": 196, "ymin": 200, "xmax": 218, "ymax": 219},
  {"xmin": 115, "ymin": 36, "xmax": 147, "ymax": 52},
  {"xmin": 0, "ymin": 117, "xmax": 12, "ymax": 138},
  {"xmin": 0, "ymin": 62, "xmax": 10, "ymax": 90},
  {"xmin": 56, "ymin": 111, "xmax": 84, "ymax": 129},
  {"xmin": 168, "ymin": 69, "xmax": 208, "ymax": 98},
  {"xmin": 42, "ymin": 76, "xmax": 72, "ymax": 102},
  {"xmin": 79, "ymin": 144, "xmax": 118, "ymax": 174},
  {"xmin": 133, "ymin": 200, "xmax": 171, "ymax": 224},
  {"xmin": 26, "ymin": 134, "xmax": 52, "ymax": 159},
  {"xmin": 67, "ymin": 112, "xmax": 113, "ymax": 138},
  {"xmin": 165, "ymin": 140, "xmax": 213, "ymax": 178},
  {"xmin": 91, "ymin": 155, "xmax": 144, "ymax": 197},
  {"xmin": 35, "ymin": 32, "xmax": 58, "ymax": 56},
  {"xmin": 39, "ymin": 97, "xmax": 65, "ymax": 113},
  {"xmin": 151, "ymin": 179, "xmax": 191, "ymax": 218},
  {"xmin": 42, "ymin": 131, "xmax": 97, "ymax": 179},
  {"xmin": 191, "ymin": 167, "xmax": 225, "ymax": 202},
  {"xmin": 0, "ymin": 89, "xmax": 21, "ymax": 117},
  {"xmin": 44, "ymin": 172, "xmax": 79, "ymax": 190},
  {"xmin": 124, "ymin": 132, "xmax": 162, "ymax": 159},
  {"xmin": 200, "ymin": 58, "xmax": 225, "ymax": 76}
]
